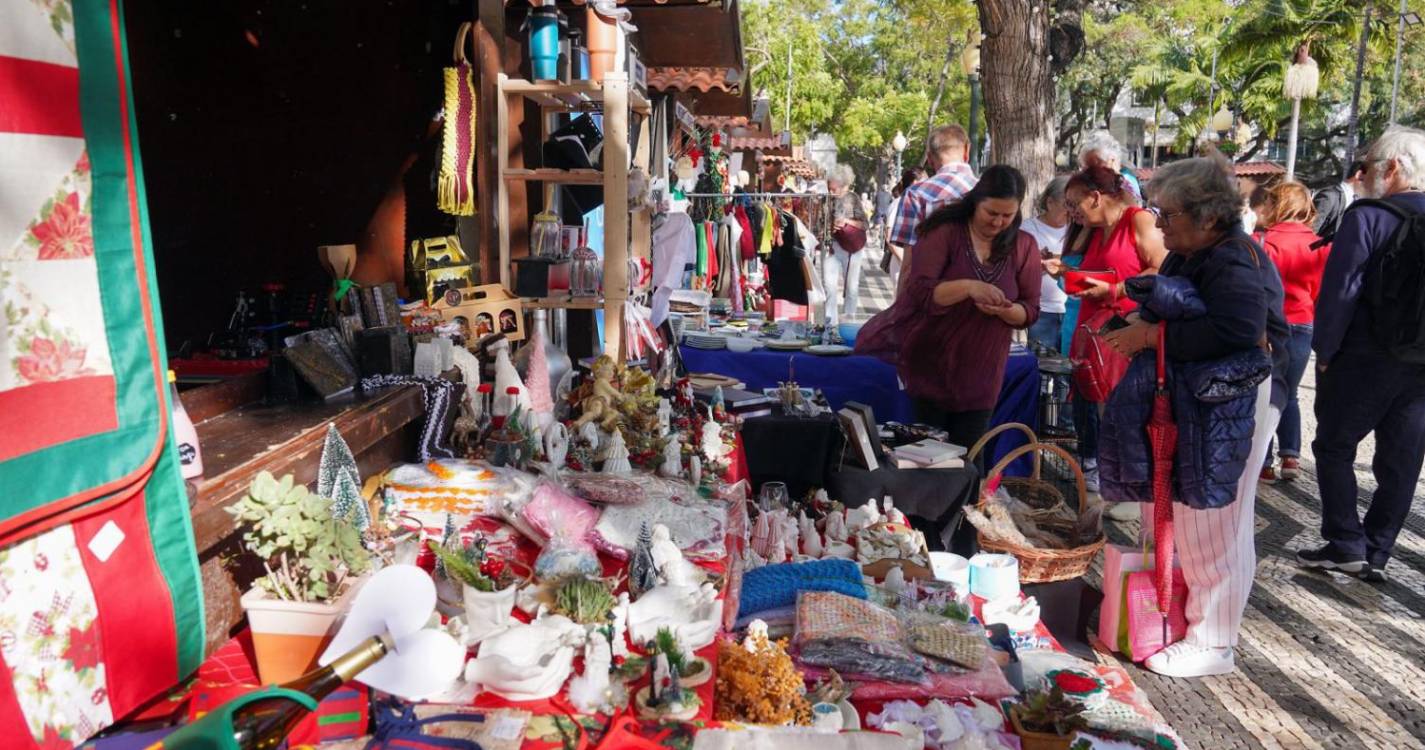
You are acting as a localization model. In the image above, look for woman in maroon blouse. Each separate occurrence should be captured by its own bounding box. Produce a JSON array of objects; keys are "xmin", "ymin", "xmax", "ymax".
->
[{"xmin": 856, "ymin": 165, "xmax": 1042, "ymax": 454}]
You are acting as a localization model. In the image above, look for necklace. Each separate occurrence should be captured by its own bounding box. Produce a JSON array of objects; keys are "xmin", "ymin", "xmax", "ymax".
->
[{"xmin": 965, "ymin": 231, "xmax": 1010, "ymax": 283}]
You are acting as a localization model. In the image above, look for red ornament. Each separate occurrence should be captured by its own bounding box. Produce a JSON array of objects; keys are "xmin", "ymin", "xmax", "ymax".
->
[
  {"xmin": 712, "ymin": 133, "xmax": 722, "ymax": 148},
  {"xmin": 479, "ymin": 557, "xmax": 506, "ymax": 579}
]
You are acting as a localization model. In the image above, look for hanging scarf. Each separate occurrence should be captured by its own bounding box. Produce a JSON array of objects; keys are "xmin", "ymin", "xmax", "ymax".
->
[{"xmin": 439, "ymin": 23, "xmax": 477, "ymax": 216}]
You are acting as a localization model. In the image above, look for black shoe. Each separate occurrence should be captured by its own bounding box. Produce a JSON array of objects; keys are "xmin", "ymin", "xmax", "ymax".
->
[
  {"xmin": 1296, "ymin": 544, "xmax": 1366, "ymax": 573},
  {"xmin": 1359, "ymin": 564, "xmax": 1389, "ymax": 584}
]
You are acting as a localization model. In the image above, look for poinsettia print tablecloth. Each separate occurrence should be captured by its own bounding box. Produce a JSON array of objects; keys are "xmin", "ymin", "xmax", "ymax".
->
[{"xmin": 1, "ymin": 0, "xmax": 119, "ymax": 461}]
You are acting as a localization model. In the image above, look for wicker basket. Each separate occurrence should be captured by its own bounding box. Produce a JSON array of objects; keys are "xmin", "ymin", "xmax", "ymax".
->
[
  {"xmin": 967, "ymin": 422, "xmax": 1064, "ymax": 511},
  {"xmin": 978, "ymin": 441, "xmax": 1106, "ymax": 584}
]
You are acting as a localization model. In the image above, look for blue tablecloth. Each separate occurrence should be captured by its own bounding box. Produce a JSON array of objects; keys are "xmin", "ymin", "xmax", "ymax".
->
[{"xmin": 680, "ymin": 345, "xmax": 1039, "ymax": 475}]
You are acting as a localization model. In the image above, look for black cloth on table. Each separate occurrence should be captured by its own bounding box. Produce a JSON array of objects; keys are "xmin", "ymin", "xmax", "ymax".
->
[
  {"xmin": 740, "ymin": 410, "xmax": 841, "ymax": 498},
  {"xmin": 826, "ymin": 463, "xmax": 980, "ymax": 556}
]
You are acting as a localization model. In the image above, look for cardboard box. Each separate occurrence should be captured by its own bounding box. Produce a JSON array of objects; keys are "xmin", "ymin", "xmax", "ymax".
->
[{"xmin": 431, "ymin": 284, "xmax": 525, "ymax": 343}]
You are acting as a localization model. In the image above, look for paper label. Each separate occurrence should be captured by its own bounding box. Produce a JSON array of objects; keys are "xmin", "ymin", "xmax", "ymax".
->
[
  {"xmin": 490, "ymin": 715, "xmax": 526, "ymax": 741},
  {"xmin": 87, "ymin": 520, "xmax": 125, "ymax": 562}
]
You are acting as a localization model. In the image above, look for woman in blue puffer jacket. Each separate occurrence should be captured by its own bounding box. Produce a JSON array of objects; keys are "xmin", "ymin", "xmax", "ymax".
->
[{"xmin": 1099, "ymin": 157, "xmax": 1287, "ymax": 680}]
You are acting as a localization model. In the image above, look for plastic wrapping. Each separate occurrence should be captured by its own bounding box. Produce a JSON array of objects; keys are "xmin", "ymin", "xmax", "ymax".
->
[
  {"xmin": 521, "ymin": 482, "xmax": 602, "ymax": 579},
  {"xmin": 593, "ymin": 490, "xmax": 727, "ymax": 561},
  {"xmin": 792, "ymin": 591, "xmax": 926, "ymax": 685}
]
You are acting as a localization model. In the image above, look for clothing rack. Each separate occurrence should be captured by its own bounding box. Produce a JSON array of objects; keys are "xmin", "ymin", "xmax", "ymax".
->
[{"xmin": 679, "ymin": 192, "xmax": 839, "ymax": 325}]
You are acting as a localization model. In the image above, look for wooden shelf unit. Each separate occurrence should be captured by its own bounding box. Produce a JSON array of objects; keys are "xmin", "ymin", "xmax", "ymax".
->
[
  {"xmin": 501, "ymin": 77, "xmax": 652, "ymax": 114},
  {"xmin": 496, "ymin": 72, "xmax": 652, "ymax": 359}
]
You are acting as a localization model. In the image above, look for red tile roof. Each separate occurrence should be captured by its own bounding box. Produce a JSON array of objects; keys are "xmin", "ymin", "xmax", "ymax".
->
[{"xmin": 646, "ymin": 66, "xmax": 739, "ymax": 93}]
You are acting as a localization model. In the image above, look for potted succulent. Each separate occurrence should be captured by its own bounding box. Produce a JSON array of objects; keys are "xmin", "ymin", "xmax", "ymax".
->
[
  {"xmin": 228, "ymin": 471, "xmax": 372, "ymax": 684},
  {"xmin": 1009, "ymin": 687, "xmax": 1090, "ymax": 750}
]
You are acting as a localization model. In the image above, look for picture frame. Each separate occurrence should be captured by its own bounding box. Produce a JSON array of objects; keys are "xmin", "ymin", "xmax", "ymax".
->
[
  {"xmin": 843, "ymin": 401, "xmax": 883, "ymax": 457},
  {"xmin": 838, "ymin": 407, "xmax": 879, "ymax": 471}
]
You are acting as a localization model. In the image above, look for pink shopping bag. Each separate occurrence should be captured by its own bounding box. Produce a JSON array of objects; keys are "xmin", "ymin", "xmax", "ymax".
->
[{"xmin": 1121, "ymin": 567, "xmax": 1188, "ymax": 662}]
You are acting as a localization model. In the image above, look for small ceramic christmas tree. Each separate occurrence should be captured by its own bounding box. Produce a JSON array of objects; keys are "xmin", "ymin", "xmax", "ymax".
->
[
  {"xmin": 629, "ymin": 522, "xmax": 658, "ymax": 599},
  {"xmin": 434, "ymin": 513, "xmax": 457, "ymax": 577},
  {"xmin": 330, "ymin": 469, "xmax": 370, "ymax": 532},
  {"xmin": 317, "ymin": 424, "xmax": 359, "ymax": 499}
]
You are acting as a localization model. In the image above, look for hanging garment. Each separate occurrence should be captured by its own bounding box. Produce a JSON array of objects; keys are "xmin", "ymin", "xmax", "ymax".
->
[
  {"xmin": 766, "ymin": 210, "xmax": 810, "ymax": 305},
  {"xmin": 651, "ymin": 213, "xmax": 696, "ymax": 326},
  {"xmin": 735, "ymin": 204, "xmax": 756, "ymax": 260},
  {"xmin": 716, "ymin": 222, "xmax": 738, "ymax": 298},
  {"xmin": 704, "ymin": 221, "xmax": 719, "ymax": 288},
  {"xmin": 695, "ymin": 219, "xmax": 709, "ymax": 281},
  {"xmin": 759, "ymin": 204, "xmax": 777, "ymax": 256}
]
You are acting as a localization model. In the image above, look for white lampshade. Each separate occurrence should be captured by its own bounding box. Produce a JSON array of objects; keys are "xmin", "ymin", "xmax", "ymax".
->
[
  {"xmin": 1210, "ymin": 106, "xmax": 1233, "ymax": 132},
  {"xmin": 1283, "ymin": 58, "xmax": 1320, "ymax": 100},
  {"xmin": 960, "ymin": 42, "xmax": 981, "ymax": 77},
  {"xmin": 892, "ymin": 130, "xmax": 908, "ymax": 152}
]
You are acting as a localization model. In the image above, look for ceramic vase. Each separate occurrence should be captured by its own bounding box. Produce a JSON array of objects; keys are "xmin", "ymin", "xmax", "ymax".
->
[{"xmin": 461, "ymin": 582, "xmax": 519, "ymax": 646}]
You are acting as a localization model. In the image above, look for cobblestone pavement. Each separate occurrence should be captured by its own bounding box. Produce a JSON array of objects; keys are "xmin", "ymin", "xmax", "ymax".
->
[
  {"xmin": 854, "ymin": 245, "xmax": 1425, "ymax": 749},
  {"xmin": 1104, "ymin": 364, "xmax": 1425, "ymax": 750}
]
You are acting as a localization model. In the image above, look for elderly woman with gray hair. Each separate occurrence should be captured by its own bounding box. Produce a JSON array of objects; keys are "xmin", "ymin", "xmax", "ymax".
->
[
  {"xmin": 1080, "ymin": 129, "xmax": 1143, "ymax": 202},
  {"xmin": 824, "ymin": 163, "xmax": 869, "ymax": 326},
  {"xmin": 1099, "ymin": 156, "xmax": 1288, "ymax": 678}
]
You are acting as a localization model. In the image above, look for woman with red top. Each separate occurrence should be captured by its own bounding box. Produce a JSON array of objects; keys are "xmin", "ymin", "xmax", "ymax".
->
[
  {"xmin": 1254, "ymin": 181, "xmax": 1331, "ymax": 483},
  {"xmin": 856, "ymin": 165, "xmax": 1042, "ymax": 457},
  {"xmin": 1050, "ymin": 165, "xmax": 1166, "ymax": 515}
]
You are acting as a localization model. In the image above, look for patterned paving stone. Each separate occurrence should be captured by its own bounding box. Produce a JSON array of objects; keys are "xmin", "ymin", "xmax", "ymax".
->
[{"xmin": 854, "ymin": 232, "xmax": 1425, "ymax": 749}]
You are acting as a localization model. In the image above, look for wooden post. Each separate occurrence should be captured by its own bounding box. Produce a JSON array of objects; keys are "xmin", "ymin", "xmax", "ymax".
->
[
  {"xmin": 632, "ymin": 108, "xmax": 652, "ymax": 263},
  {"xmin": 602, "ymin": 72, "xmax": 630, "ymax": 359},
  {"xmin": 473, "ymin": 0, "xmax": 504, "ymax": 285}
]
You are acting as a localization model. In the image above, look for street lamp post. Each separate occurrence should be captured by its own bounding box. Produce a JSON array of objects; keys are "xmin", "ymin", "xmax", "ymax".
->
[
  {"xmin": 1283, "ymin": 42, "xmax": 1320, "ymax": 181},
  {"xmin": 1391, "ymin": 6, "xmax": 1423, "ymax": 124},
  {"xmin": 892, "ymin": 130, "xmax": 908, "ymax": 179},
  {"xmin": 961, "ymin": 35, "xmax": 981, "ymax": 172}
]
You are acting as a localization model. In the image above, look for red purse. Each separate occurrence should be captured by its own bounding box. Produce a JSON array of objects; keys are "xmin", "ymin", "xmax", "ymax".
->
[{"xmin": 1070, "ymin": 307, "xmax": 1132, "ymax": 402}]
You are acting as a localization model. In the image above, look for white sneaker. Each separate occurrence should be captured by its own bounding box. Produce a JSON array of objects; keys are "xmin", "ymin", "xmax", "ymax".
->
[
  {"xmin": 1145, "ymin": 640, "xmax": 1235, "ymax": 678},
  {"xmin": 1106, "ymin": 501, "xmax": 1141, "ymax": 521},
  {"xmin": 1083, "ymin": 466, "xmax": 1101, "ymax": 494}
]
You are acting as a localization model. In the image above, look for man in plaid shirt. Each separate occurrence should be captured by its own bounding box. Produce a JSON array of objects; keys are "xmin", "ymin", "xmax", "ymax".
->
[{"xmin": 888, "ymin": 124, "xmax": 978, "ymax": 293}]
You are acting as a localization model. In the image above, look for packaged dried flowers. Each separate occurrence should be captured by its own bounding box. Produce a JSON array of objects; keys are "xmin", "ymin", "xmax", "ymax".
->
[{"xmin": 714, "ymin": 620, "xmax": 812, "ymax": 726}]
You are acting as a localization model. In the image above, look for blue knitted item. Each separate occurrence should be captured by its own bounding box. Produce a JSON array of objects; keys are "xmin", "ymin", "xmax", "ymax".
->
[{"xmin": 738, "ymin": 559, "xmax": 867, "ymax": 618}]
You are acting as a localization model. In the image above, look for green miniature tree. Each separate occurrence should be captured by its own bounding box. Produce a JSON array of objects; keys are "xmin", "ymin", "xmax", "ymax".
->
[{"xmin": 317, "ymin": 424, "xmax": 359, "ymax": 499}]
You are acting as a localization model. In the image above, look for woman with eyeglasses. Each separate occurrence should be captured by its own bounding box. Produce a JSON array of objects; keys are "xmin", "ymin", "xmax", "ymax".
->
[
  {"xmin": 1099, "ymin": 157, "xmax": 1288, "ymax": 678},
  {"xmin": 1047, "ymin": 165, "xmax": 1166, "ymax": 510}
]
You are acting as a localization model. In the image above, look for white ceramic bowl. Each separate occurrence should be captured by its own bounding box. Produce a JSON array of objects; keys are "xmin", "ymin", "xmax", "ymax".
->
[{"xmin": 725, "ymin": 337, "xmax": 759, "ymax": 353}]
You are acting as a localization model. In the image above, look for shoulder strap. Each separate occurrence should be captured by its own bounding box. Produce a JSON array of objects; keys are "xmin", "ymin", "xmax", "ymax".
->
[{"xmin": 1348, "ymin": 196, "xmax": 1418, "ymax": 221}]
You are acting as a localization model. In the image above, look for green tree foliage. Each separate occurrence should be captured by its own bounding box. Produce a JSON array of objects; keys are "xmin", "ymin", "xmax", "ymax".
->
[{"xmin": 741, "ymin": 0, "xmax": 978, "ymax": 183}]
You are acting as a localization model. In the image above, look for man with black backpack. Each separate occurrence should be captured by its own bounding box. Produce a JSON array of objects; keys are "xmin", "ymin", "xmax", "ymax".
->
[{"xmin": 1298, "ymin": 127, "xmax": 1425, "ymax": 584}]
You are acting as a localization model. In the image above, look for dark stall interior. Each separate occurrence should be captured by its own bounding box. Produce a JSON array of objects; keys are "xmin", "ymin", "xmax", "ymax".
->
[{"xmin": 124, "ymin": 0, "xmax": 470, "ymax": 354}]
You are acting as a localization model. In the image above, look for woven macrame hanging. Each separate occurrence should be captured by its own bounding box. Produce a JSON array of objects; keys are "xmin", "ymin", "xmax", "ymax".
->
[{"xmin": 439, "ymin": 23, "xmax": 478, "ymax": 216}]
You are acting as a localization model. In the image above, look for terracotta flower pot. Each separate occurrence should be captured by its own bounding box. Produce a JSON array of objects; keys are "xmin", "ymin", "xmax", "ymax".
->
[
  {"xmin": 241, "ymin": 576, "xmax": 366, "ymax": 685},
  {"xmin": 1009, "ymin": 706, "xmax": 1076, "ymax": 750}
]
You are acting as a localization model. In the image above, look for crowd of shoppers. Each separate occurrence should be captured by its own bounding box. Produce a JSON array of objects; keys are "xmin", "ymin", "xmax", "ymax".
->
[{"xmin": 858, "ymin": 122, "xmax": 1425, "ymax": 681}]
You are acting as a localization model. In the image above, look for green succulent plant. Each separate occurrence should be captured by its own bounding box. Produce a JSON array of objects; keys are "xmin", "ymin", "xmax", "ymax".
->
[
  {"xmin": 227, "ymin": 471, "xmax": 371, "ymax": 603},
  {"xmin": 552, "ymin": 575, "xmax": 617, "ymax": 624},
  {"xmin": 1015, "ymin": 687, "xmax": 1089, "ymax": 737}
]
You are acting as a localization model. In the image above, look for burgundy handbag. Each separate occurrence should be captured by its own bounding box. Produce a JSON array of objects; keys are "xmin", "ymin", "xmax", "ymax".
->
[{"xmin": 833, "ymin": 224, "xmax": 868, "ymax": 253}]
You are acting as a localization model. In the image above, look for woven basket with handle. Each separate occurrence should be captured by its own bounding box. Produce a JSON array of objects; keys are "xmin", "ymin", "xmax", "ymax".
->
[
  {"xmin": 967, "ymin": 422, "xmax": 1064, "ymax": 511},
  {"xmin": 977, "ymin": 440, "xmax": 1106, "ymax": 584}
]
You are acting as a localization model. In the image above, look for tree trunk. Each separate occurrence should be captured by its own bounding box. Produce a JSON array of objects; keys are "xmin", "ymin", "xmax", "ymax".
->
[{"xmin": 978, "ymin": 0, "xmax": 1058, "ymax": 208}]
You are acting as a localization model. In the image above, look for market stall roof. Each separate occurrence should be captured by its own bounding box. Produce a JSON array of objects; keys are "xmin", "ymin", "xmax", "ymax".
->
[
  {"xmin": 1138, "ymin": 160, "xmax": 1285, "ymax": 181},
  {"xmin": 727, "ymin": 131, "xmax": 790, "ymax": 151}
]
